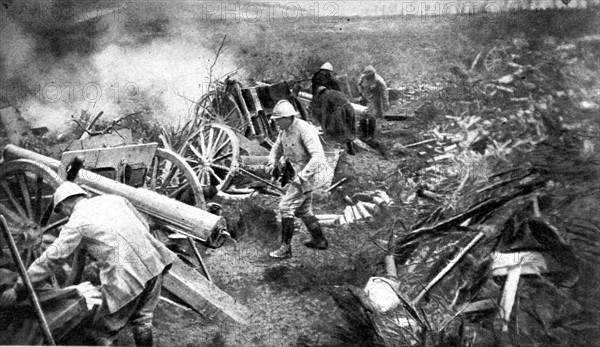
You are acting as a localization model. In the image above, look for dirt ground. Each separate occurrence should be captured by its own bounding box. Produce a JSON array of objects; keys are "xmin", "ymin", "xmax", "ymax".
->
[{"xmin": 150, "ymin": 145, "xmax": 411, "ymax": 347}]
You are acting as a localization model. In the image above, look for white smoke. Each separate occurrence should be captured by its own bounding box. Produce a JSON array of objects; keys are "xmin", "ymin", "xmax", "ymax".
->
[{"xmin": 0, "ymin": 0, "xmax": 243, "ymax": 134}]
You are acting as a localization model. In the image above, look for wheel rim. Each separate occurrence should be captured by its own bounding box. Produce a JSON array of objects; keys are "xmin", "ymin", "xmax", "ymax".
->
[
  {"xmin": 146, "ymin": 148, "xmax": 206, "ymax": 209},
  {"xmin": 0, "ymin": 159, "xmax": 64, "ymax": 267},
  {"xmin": 179, "ymin": 123, "xmax": 240, "ymax": 192},
  {"xmin": 194, "ymin": 91, "xmax": 249, "ymax": 135}
]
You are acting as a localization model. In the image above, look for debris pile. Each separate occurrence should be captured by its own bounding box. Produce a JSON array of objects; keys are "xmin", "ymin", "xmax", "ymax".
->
[
  {"xmin": 340, "ymin": 36, "xmax": 600, "ymax": 346},
  {"xmin": 316, "ymin": 190, "xmax": 393, "ymax": 226}
]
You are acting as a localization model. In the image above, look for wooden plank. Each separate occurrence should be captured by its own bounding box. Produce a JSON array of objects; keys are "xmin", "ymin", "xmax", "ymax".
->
[
  {"xmin": 6, "ymin": 297, "xmax": 89, "ymax": 345},
  {"xmin": 459, "ymin": 298, "xmax": 496, "ymax": 314},
  {"xmin": 498, "ymin": 265, "xmax": 521, "ymax": 332},
  {"xmin": 491, "ymin": 251, "xmax": 567, "ymax": 277},
  {"xmin": 163, "ymin": 257, "xmax": 252, "ymax": 325},
  {"xmin": 45, "ymin": 297, "xmax": 88, "ymax": 331}
]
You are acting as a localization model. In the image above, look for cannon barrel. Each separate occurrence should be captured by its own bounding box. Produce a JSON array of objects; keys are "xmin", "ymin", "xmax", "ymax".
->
[
  {"xmin": 2, "ymin": 144, "xmax": 222, "ymax": 242},
  {"xmin": 297, "ymin": 91, "xmax": 369, "ymax": 116}
]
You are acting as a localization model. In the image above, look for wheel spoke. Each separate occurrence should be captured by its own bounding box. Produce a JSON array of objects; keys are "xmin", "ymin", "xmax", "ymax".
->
[
  {"xmin": 207, "ymin": 129, "xmax": 224, "ymax": 157},
  {"xmin": 0, "ymin": 201, "xmax": 22, "ymax": 224},
  {"xmin": 150, "ymin": 157, "xmax": 159, "ymax": 190},
  {"xmin": 210, "ymin": 163, "xmax": 232, "ymax": 172},
  {"xmin": 1, "ymin": 180, "xmax": 28, "ymax": 219},
  {"xmin": 205, "ymin": 128, "xmax": 215, "ymax": 157},
  {"xmin": 160, "ymin": 166, "xmax": 178, "ymax": 192},
  {"xmin": 188, "ymin": 144, "xmax": 204, "ymax": 162},
  {"xmin": 167, "ymin": 183, "xmax": 189, "ymax": 199},
  {"xmin": 224, "ymin": 107, "xmax": 238, "ymax": 121},
  {"xmin": 212, "ymin": 152, "xmax": 233, "ymax": 163},
  {"xmin": 212, "ymin": 138, "xmax": 231, "ymax": 158},
  {"xmin": 16, "ymin": 173, "xmax": 34, "ymax": 221},
  {"xmin": 42, "ymin": 217, "xmax": 69, "ymax": 234},
  {"xmin": 197, "ymin": 128, "xmax": 207, "ymax": 155},
  {"xmin": 207, "ymin": 167, "xmax": 224, "ymax": 184},
  {"xmin": 39, "ymin": 200, "xmax": 54, "ymax": 227},
  {"xmin": 34, "ymin": 175, "xmax": 43, "ymax": 224}
]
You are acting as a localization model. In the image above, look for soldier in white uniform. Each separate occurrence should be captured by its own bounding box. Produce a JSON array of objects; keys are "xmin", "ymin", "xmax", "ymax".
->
[
  {"xmin": 1, "ymin": 182, "xmax": 174, "ymax": 346},
  {"xmin": 266, "ymin": 100, "xmax": 334, "ymax": 259}
]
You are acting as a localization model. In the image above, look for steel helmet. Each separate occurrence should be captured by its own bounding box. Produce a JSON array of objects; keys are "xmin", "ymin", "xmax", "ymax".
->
[
  {"xmin": 363, "ymin": 65, "xmax": 376, "ymax": 76},
  {"xmin": 271, "ymin": 100, "xmax": 298, "ymax": 119},
  {"xmin": 53, "ymin": 181, "xmax": 87, "ymax": 212},
  {"xmin": 320, "ymin": 62, "xmax": 333, "ymax": 72}
]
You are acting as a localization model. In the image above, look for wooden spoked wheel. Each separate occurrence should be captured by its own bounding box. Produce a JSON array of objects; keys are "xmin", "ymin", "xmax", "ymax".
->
[
  {"xmin": 146, "ymin": 147, "xmax": 206, "ymax": 209},
  {"xmin": 194, "ymin": 91, "xmax": 249, "ymax": 135},
  {"xmin": 179, "ymin": 123, "xmax": 240, "ymax": 192},
  {"xmin": 0, "ymin": 159, "xmax": 65, "ymax": 268},
  {"xmin": 484, "ymin": 47, "xmax": 509, "ymax": 73}
]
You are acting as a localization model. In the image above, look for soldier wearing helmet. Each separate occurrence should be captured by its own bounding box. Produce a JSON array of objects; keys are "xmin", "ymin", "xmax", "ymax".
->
[
  {"xmin": 311, "ymin": 61, "xmax": 342, "ymax": 97},
  {"xmin": 1, "ymin": 181, "xmax": 173, "ymax": 346},
  {"xmin": 266, "ymin": 100, "xmax": 334, "ymax": 259},
  {"xmin": 358, "ymin": 65, "xmax": 389, "ymax": 119}
]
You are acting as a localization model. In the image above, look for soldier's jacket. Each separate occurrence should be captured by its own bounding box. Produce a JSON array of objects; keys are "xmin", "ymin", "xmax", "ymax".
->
[
  {"xmin": 311, "ymin": 69, "xmax": 342, "ymax": 96},
  {"xmin": 268, "ymin": 118, "xmax": 333, "ymax": 192},
  {"xmin": 358, "ymin": 73, "xmax": 389, "ymax": 115},
  {"xmin": 21, "ymin": 195, "xmax": 174, "ymax": 314},
  {"xmin": 313, "ymin": 89, "xmax": 356, "ymax": 142}
]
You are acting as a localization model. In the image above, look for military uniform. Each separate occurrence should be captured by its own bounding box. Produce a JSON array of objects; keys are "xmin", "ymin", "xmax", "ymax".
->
[
  {"xmin": 21, "ymin": 195, "xmax": 173, "ymax": 345},
  {"xmin": 313, "ymin": 88, "xmax": 356, "ymax": 154},
  {"xmin": 358, "ymin": 70, "xmax": 389, "ymax": 118},
  {"xmin": 268, "ymin": 102, "xmax": 333, "ymax": 258},
  {"xmin": 268, "ymin": 117, "xmax": 333, "ymax": 217}
]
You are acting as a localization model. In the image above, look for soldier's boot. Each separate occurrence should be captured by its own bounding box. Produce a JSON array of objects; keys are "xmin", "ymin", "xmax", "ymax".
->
[
  {"xmin": 367, "ymin": 117, "xmax": 377, "ymax": 139},
  {"xmin": 346, "ymin": 140, "xmax": 356, "ymax": 155},
  {"xmin": 269, "ymin": 218, "xmax": 294, "ymax": 259},
  {"xmin": 302, "ymin": 215, "xmax": 329, "ymax": 250},
  {"xmin": 133, "ymin": 327, "xmax": 154, "ymax": 347}
]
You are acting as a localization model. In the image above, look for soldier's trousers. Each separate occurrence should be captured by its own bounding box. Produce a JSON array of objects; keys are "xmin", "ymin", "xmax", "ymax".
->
[
  {"xmin": 87, "ymin": 274, "xmax": 164, "ymax": 344},
  {"xmin": 279, "ymin": 183, "xmax": 314, "ymax": 219}
]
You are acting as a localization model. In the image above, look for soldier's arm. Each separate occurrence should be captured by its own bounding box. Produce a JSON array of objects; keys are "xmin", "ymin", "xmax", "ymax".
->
[
  {"xmin": 358, "ymin": 75, "xmax": 366, "ymax": 94},
  {"xmin": 298, "ymin": 125, "xmax": 326, "ymax": 181},
  {"xmin": 18, "ymin": 226, "xmax": 83, "ymax": 287},
  {"xmin": 379, "ymin": 78, "xmax": 390, "ymax": 106},
  {"xmin": 268, "ymin": 134, "xmax": 284, "ymax": 165}
]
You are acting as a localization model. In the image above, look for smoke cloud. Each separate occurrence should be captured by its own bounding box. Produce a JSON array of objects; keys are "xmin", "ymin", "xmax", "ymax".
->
[{"xmin": 1, "ymin": 0, "xmax": 242, "ymax": 133}]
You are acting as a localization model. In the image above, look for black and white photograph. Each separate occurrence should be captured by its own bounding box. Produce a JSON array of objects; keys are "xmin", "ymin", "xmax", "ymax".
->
[{"xmin": 0, "ymin": 0, "xmax": 599, "ymax": 345}]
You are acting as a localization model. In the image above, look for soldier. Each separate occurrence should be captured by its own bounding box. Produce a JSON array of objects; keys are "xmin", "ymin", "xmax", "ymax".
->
[
  {"xmin": 313, "ymin": 86, "xmax": 356, "ymax": 155},
  {"xmin": 266, "ymin": 100, "xmax": 334, "ymax": 259},
  {"xmin": 0, "ymin": 181, "xmax": 174, "ymax": 346},
  {"xmin": 358, "ymin": 65, "xmax": 389, "ymax": 119},
  {"xmin": 311, "ymin": 62, "xmax": 342, "ymax": 96}
]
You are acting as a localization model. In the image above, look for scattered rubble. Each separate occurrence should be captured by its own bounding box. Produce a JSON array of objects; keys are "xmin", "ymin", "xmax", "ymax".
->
[{"xmin": 339, "ymin": 34, "xmax": 600, "ymax": 346}]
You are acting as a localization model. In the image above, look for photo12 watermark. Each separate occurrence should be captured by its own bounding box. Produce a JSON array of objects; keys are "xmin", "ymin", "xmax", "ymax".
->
[{"xmin": 26, "ymin": 81, "xmax": 141, "ymax": 106}]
